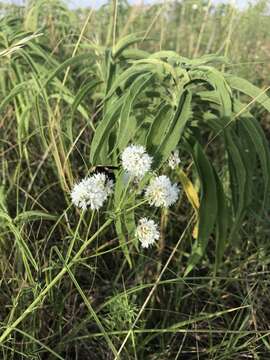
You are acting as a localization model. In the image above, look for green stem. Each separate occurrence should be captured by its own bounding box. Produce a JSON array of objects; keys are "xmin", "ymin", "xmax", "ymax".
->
[
  {"xmin": 117, "ymin": 177, "xmax": 132, "ymax": 210},
  {"xmin": 124, "ymin": 199, "xmax": 148, "ymax": 213},
  {"xmin": 65, "ymin": 210, "xmax": 85, "ymax": 263}
]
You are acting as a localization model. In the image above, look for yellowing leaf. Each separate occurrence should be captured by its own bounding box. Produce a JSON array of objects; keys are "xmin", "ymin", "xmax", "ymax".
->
[{"xmin": 178, "ymin": 169, "xmax": 200, "ymax": 212}]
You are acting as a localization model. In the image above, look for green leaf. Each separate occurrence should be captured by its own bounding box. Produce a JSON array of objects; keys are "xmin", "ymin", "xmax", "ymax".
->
[
  {"xmin": 44, "ymin": 53, "xmax": 91, "ymax": 87},
  {"xmin": 0, "ymin": 211, "xmax": 38, "ymax": 276},
  {"xmin": 226, "ymin": 75, "xmax": 270, "ymax": 113},
  {"xmin": 225, "ymin": 129, "xmax": 248, "ymax": 240},
  {"xmin": 240, "ymin": 116, "xmax": 270, "ymax": 208},
  {"xmin": 156, "ymin": 90, "xmax": 192, "ymax": 168},
  {"xmin": 214, "ymin": 170, "xmax": 229, "ymax": 271},
  {"xmin": 112, "ymin": 33, "xmax": 146, "ymax": 59},
  {"xmin": 114, "ymin": 171, "xmax": 132, "ymax": 268},
  {"xmin": 121, "ymin": 48, "xmax": 150, "ymax": 60},
  {"xmin": 115, "ymin": 216, "xmax": 132, "ymax": 268},
  {"xmin": 0, "ymin": 81, "xmax": 31, "ymax": 114},
  {"xmin": 90, "ymin": 98, "xmax": 124, "ymax": 164},
  {"xmin": 146, "ymin": 103, "xmax": 173, "ymax": 154},
  {"xmin": 72, "ymin": 79, "xmax": 102, "ymax": 116},
  {"xmin": 189, "ymin": 66, "xmax": 232, "ymax": 119},
  {"xmin": 185, "ymin": 142, "xmax": 218, "ymax": 275},
  {"xmin": 14, "ymin": 211, "xmax": 58, "ymax": 223},
  {"xmin": 117, "ymin": 73, "xmax": 153, "ymax": 151},
  {"xmin": 105, "ymin": 65, "xmax": 153, "ymax": 100}
]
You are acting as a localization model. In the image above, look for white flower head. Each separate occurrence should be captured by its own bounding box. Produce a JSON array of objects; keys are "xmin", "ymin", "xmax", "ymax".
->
[
  {"xmin": 71, "ymin": 178, "xmax": 91, "ymax": 210},
  {"xmin": 71, "ymin": 172, "xmax": 114, "ymax": 210},
  {"xmin": 168, "ymin": 149, "xmax": 181, "ymax": 170},
  {"xmin": 121, "ymin": 144, "xmax": 152, "ymax": 180},
  {"xmin": 145, "ymin": 175, "xmax": 180, "ymax": 208},
  {"xmin": 192, "ymin": 3, "xmax": 198, "ymax": 10},
  {"xmin": 135, "ymin": 217, "xmax": 160, "ymax": 248},
  {"xmin": 92, "ymin": 172, "xmax": 114, "ymax": 196}
]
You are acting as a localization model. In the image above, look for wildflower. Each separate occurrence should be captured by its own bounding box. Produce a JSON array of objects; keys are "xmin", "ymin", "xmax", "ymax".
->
[
  {"xmin": 168, "ymin": 149, "xmax": 181, "ymax": 169},
  {"xmin": 135, "ymin": 218, "xmax": 160, "ymax": 248},
  {"xmin": 71, "ymin": 178, "xmax": 91, "ymax": 210},
  {"xmin": 145, "ymin": 175, "xmax": 179, "ymax": 208},
  {"xmin": 192, "ymin": 4, "xmax": 198, "ymax": 10},
  {"xmin": 71, "ymin": 172, "xmax": 114, "ymax": 210},
  {"xmin": 92, "ymin": 172, "xmax": 114, "ymax": 196},
  {"xmin": 121, "ymin": 144, "xmax": 152, "ymax": 179}
]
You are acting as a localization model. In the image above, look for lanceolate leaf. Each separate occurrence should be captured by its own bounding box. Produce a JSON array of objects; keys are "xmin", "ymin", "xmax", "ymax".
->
[
  {"xmin": 225, "ymin": 129, "xmax": 248, "ymax": 241},
  {"xmin": 115, "ymin": 216, "xmax": 132, "ymax": 268},
  {"xmin": 233, "ymin": 99, "xmax": 270, "ymax": 208},
  {"xmin": 178, "ymin": 169, "xmax": 200, "ymax": 213},
  {"xmin": 146, "ymin": 103, "xmax": 173, "ymax": 154},
  {"xmin": 189, "ymin": 66, "xmax": 232, "ymax": 119},
  {"xmin": 114, "ymin": 171, "xmax": 132, "ymax": 268},
  {"xmin": 112, "ymin": 33, "xmax": 146, "ymax": 59},
  {"xmin": 44, "ymin": 53, "xmax": 91, "ymax": 87},
  {"xmin": 117, "ymin": 73, "xmax": 153, "ymax": 151},
  {"xmin": 226, "ymin": 75, "xmax": 270, "ymax": 113},
  {"xmin": 72, "ymin": 79, "xmax": 102, "ymax": 116},
  {"xmin": 156, "ymin": 90, "xmax": 192, "ymax": 168},
  {"xmin": 240, "ymin": 117, "xmax": 270, "ymax": 208},
  {"xmin": 105, "ymin": 65, "xmax": 153, "ymax": 100},
  {"xmin": 124, "ymin": 193, "xmax": 137, "ymax": 250},
  {"xmin": 90, "ymin": 98, "xmax": 124, "ymax": 164},
  {"xmin": 185, "ymin": 142, "xmax": 218, "ymax": 275},
  {"xmin": 14, "ymin": 210, "xmax": 58, "ymax": 223},
  {"xmin": 214, "ymin": 170, "xmax": 229, "ymax": 271}
]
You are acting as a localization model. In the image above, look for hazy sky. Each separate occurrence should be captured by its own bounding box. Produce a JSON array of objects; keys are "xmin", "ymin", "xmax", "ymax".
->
[
  {"xmin": 2, "ymin": 0, "xmax": 252, "ymax": 8},
  {"xmin": 68, "ymin": 0, "xmax": 249, "ymax": 8}
]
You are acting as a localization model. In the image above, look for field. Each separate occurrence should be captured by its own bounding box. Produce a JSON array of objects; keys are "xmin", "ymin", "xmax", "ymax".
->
[{"xmin": 0, "ymin": 0, "xmax": 270, "ymax": 358}]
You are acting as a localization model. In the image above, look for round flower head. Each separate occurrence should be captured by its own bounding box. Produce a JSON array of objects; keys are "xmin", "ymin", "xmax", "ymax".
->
[
  {"xmin": 92, "ymin": 173, "xmax": 114, "ymax": 196},
  {"xmin": 168, "ymin": 150, "xmax": 181, "ymax": 170},
  {"xmin": 71, "ymin": 178, "xmax": 91, "ymax": 210},
  {"xmin": 145, "ymin": 175, "xmax": 180, "ymax": 208},
  {"xmin": 135, "ymin": 218, "xmax": 160, "ymax": 248},
  {"xmin": 71, "ymin": 172, "xmax": 114, "ymax": 210},
  {"xmin": 121, "ymin": 144, "xmax": 152, "ymax": 179}
]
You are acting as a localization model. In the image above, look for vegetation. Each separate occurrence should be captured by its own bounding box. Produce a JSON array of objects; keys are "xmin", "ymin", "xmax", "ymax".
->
[{"xmin": 0, "ymin": 0, "xmax": 270, "ymax": 358}]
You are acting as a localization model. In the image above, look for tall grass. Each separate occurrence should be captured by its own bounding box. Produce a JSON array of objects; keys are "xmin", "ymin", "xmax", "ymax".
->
[{"xmin": 0, "ymin": 0, "xmax": 270, "ymax": 359}]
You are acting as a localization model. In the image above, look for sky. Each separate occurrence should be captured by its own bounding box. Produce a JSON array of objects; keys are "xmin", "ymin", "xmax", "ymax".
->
[
  {"xmin": 69, "ymin": 0, "xmax": 249, "ymax": 8},
  {"xmin": 1, "ymin": 0, "xmax": 252, "ymax": 8}
]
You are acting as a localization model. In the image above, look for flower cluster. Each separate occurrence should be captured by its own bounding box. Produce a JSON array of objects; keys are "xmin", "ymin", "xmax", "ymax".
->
[
  {"xmin": 121, "ymin": 144, "xmax": 152, "ymax": 180},
  {"xmin": 71, "ymin": 173, "xmax": 113, "ymax": 210},
  {"xmin": 135, "ymin": 218, "xmax": 160, "ymax": 248},
  {"xmin": 145, "ymin": 175, "xmax": 179, "ymax": 208},
  {"xmin": 71, "ymin": 145, "xmax": 181, "ymax": 249}
]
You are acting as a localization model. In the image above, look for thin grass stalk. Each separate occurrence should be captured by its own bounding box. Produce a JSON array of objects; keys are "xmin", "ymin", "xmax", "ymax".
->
[
  {"xmin": 50, "ymin": 8, "xmax": 94, "ymax": 191},
  {"xmin": 0, "ymin": 218, "xmax": 113, "ymax": 345},
  {"xmin": 222, "ymin": 0, "xmax": 236, "ymax": 72},
  {"xmin": 141, "ymin": 3, "xmax": 165, "ymax": 43},
  {"xmin": 120, "ymin": 1, "xmax": 143, "ymax": 37},
  {"xmin": 193, "ymin": 0, "xmax": 212, "ymax": 58},
  {"xmin": 112, "ymin": 0, "xmax": 118, "ymax": 50},
  {"xmin": 55, "ymin": 247, "xmax": 119, "ymax": 357}
]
